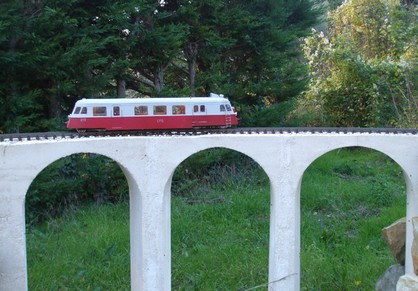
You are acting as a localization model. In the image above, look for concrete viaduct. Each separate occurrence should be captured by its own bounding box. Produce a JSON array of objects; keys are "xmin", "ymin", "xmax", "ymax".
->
[{"xmin": 0, "ymin": 131, "xmax": 417, "ymax": 290}]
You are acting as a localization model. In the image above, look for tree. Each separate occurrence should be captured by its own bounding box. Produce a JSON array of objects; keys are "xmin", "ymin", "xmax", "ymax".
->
[
  {"xmin": 29, "ymin": 0, "xmax": 117, "ymax": 119},
  {"xmin": 196, "ymin": 0, "xmax": 321, "ymax": 105},
  {"xmin": 115, "ymin": 0, "xmax": 321, "ymax": 102},
  {"xmin": 171, "ymin": 0, "xmax": 226, "ymax": 96},
  {"xmin": 0, "ymin": 0, "xmax": 124, "ymax": 132},
  {"xmin": 0, "ymin": 0, "xmax": 44, "ymax": 133},
  {"xmin": 0, "ymin": 0, "xmax": 322, "ymax": 132},
  {"xmin": 299, "ymin": 0, "xmax": 418, "ymax": 127},
  {"xmin": 327, "ymin": 0, "xmax": 345, "ymax": 9}
]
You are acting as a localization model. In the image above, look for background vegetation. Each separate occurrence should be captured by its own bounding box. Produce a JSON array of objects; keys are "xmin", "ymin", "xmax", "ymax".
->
[
  {"xmin": 1, "ymin": 0, "xmax": 321, "ymax": 133},
  {"xmin": 296, "ymin": 0, "xmax": 418, "ymax": 127},
  {"xmin": 26, "ymin": 154, "xmax": 127, "ymax": 225},
  {"xmin": 1, "ymin": 0, "xmax": 416, "ymax": 132}
]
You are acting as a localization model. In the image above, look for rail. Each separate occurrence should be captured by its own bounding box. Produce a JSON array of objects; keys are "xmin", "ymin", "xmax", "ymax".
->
[{"xmin": 1, "ymin": 127, "xmax": 417, "ymax": 142}]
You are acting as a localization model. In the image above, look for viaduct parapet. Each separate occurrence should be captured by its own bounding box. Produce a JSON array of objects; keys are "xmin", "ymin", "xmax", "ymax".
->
[{"xmin": 0, "ymin": 132, "xmax": 417, "ymax": 290}]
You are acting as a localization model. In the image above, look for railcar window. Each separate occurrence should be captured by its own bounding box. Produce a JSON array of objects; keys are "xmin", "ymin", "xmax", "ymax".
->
[
  {"xmin": 81, "ymin": 107, "xmax": 87, "ymax": 114},
  {"xmin": 220, "ymin": 105, "xmax": 226, "ymax": 112},
  {"xmin": 200, "ymin": 105, "xmax": 205, "ymax": 112},
  {"xmin": 193, "ymin": 105, "xmax": 199, "ymax": 112},
  {"xmin": 153, "ymin": 105, "xmax": 167, "ymax": 115},
  {"xmin": 135, "ymin": 105, "xmax": 148, "ymax": 115},
  {"xmin": 172, "ymin": 105, "xmax": 185, "ymax": 115},
  {"xmin": 226, "ymin": 104, "xmax": 231, "ymax": 111},
  {"xmin": 93, "ymin": 106, "xmax": 107, "ymax": 116},
  {"xmin": 113, "ymin": 106, "xmax": 120, "ymax": 116},
  {"xmin": 74, "ymin": 107, "xmax": 81, "ymax": 114}
]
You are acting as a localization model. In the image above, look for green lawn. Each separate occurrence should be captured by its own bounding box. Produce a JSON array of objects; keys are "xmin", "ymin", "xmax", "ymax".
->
[{"xmin": 26, "ymin": 147, "xmax": 406, "ymax": 290}]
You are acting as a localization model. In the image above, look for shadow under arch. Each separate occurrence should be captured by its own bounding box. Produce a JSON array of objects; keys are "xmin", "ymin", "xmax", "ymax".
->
[
  {"xmin": 170, "ymin": 147, "xmax": 271, "ymax": 289},
  {"xmin": 25, "ymin": 152, "xmax": 131, "ymax": 290},
  {"xmin": 299, "ymin": 146, "xmax": 407, "ymax": 289}
]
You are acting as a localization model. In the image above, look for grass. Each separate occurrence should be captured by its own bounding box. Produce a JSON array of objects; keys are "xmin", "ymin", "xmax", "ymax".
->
[
  {"xmin": 27, "ymin": 203, "xmax": 131, "ymax": 290},
  {"xmin": 26, "ymin": 147, "xmax": 406, "ymax": 290},
  {"xmin": 300, "ymin": 148, "xmax": 406, "ymax": 290},
  {"xmin": 171, "ymin": 185, "xmax": 269, "ymax": 290}
]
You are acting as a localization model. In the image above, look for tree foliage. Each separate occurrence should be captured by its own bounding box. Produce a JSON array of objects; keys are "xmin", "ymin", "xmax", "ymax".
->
[
  {"xmin": 0, "ymin": 0, "xmax": 321, "ymax": 133},
  {"xmin": 299, "ymin": 0, "xmax": 418, "ymax": 127}
]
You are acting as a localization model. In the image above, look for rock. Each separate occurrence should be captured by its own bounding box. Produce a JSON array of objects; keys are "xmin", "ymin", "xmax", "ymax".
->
[
  {"xmin": 376, "ymin": 264, "xmax": 405, "ymax": 291},
  {"xmin": 412, "ymin": 217, "xmax": 418, "ymax": 275},
  {"xmin": 382, "ymin": 217, "xmax": 406, "ymax": 265},
  {"xmin": 396, "ymin": 274, "xmax": 418, "ymax": 291}
]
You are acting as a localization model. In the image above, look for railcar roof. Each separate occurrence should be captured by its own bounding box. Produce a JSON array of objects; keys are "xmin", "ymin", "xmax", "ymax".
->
[{"xmin": 75, "ymin": 97, "xmax": 231, "ymax": 105}]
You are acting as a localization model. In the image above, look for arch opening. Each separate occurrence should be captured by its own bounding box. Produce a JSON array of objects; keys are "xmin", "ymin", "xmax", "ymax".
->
[
  {"xmin": 170, "ymin": 147, "xmax": 271, "ymax": 289},
  {"xmin": 300, "ymin": 146, "xmax": 407, "ymax": 289},
  {"xmin": 25, "ymin": 153, "xmax": 131, "ymax": 290}
]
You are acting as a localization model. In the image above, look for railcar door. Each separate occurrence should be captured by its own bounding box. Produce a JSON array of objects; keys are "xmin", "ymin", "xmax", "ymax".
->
[
  {"xmin": 111, "ymin": 105, "xmax": 122, "ymax": 130},
  {"xmin": 192, "ymin": 104, "xmax": 207, "ymax": 127},
  {"xmin": 220, "ymin": 104, "xmax": 233, "ymax": 127}
]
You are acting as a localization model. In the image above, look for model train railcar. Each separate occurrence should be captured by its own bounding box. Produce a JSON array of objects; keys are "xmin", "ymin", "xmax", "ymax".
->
[{"xmin": 66, "ymin": 94, "xmax": 239, "ymax": 131}]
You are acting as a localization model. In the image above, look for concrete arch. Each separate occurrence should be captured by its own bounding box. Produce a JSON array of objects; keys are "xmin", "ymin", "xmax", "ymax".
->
[
  {"xmin": 154, "ymin": 143, "xmax": 274, "ymax": 290},
  {"xmin": 0, "ymin": 139, "xmax": 151, "ymax": 291},
  {"xmin": 295, "ymin": 142, "xmax": 416, "ymax": 282},
  {"xmin": 168, "ymin": 146, "xmax": 271, "ymax": 287},
  {"xmin": 160, "ymin": 136, "xmax": 311, "ymax": 290},
  {"xmin": 12, "ymin": 152, "xmax": 137, "ymax": 290}
]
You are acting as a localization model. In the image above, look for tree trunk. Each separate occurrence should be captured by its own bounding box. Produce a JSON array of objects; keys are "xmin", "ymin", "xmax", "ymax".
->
[
  {"xmin": 185, "ymin": 42, "xmax": 199, "ymax": 97},
  {"xmin": 188, "ymin": 57, "xmax": 197, "ymax": 97},
  {"xmin": 154, "ymin": 65, "xmax": 165, "ymax": 96},
  {"xmin": 117, "ymin": 79, "xmax": 126, "ymax": 97}
]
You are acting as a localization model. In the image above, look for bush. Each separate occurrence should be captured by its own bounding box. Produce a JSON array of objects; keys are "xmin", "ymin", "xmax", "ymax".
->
[
  {"xmin": 26, "ymin": 154, "xmax": 128, "ymax": 225},
  {"xmin": 294, "ymin": 0, "xmax": 418, "ymax": 127},
  {"xmin": 171, "ymin": 148, "xmax": 268, "ymax": 199}
]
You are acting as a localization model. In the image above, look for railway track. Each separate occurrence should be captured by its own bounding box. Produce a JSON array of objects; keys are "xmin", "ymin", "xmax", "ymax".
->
[{"xmin": 0, "ymin": 127, "xmax": 417, "ymax": 142}]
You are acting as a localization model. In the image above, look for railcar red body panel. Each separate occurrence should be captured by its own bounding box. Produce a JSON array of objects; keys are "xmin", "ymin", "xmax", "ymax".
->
[
  {"xmin": 66, "ymin": 95, "xmax": 239, "ymax": 131},
  {"xmin": 66, "ymin": 115, "xmax": 234, "ymax": 130}
]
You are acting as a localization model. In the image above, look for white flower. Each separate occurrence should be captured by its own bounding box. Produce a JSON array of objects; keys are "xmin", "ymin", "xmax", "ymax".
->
[{"xmin": 122, "ymin": 29, "xmax": 130, "ymax": 36}]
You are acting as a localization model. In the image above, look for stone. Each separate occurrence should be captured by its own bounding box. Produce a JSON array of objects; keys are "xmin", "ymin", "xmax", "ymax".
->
[
  {"xmin": 396, "ymin": 274, "xmax": 418, "ymax": 291},
  {"xmin": 376, "ymin": 264, "xmax": 405, "ymax": 291},
  {"xmin": 412, "ymin": 217, "xmax": 418, "ymax": 275},
  {"xmin": 382, "ymin": 217, "xmax": 406, "ymax": 265}
]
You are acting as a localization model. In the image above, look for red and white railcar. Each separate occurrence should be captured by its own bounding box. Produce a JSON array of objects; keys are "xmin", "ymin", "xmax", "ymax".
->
[{"xmin": 66, "ymin": 94, "xmax": 239, "ymax": 131}]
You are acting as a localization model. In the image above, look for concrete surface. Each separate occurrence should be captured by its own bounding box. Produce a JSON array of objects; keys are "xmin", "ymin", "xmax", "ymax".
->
[{"xmin": 0, "ymin": 132, "xmax": 417, "ymax": 290}]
